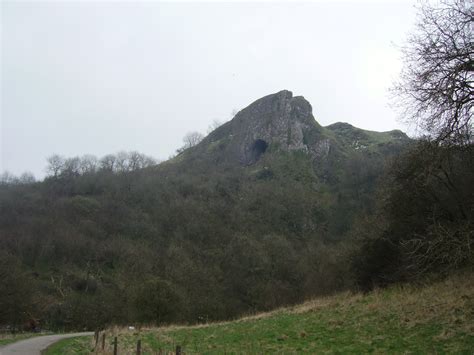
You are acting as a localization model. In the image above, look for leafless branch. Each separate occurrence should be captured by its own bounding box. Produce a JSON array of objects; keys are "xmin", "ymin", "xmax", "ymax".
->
[{"xmin": 393, "ymin": 0, "xmax": 473, "ymax": 144}]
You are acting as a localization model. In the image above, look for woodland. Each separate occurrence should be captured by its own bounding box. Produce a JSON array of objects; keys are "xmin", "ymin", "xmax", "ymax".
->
[{"xmin": 0, "ymin": 0, "xmax": 472, "ymax": 332}]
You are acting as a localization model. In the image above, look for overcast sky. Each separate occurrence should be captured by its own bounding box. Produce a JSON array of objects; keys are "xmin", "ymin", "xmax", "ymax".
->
[{"xmin": 1, "ymin": 0, "xmax": 417, "ymax": 178}]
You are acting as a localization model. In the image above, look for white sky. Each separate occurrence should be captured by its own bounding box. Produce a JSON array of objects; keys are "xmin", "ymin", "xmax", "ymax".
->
[{"xmin": 1, "ymin": 0, "xmax": 417, "ymax": 178}]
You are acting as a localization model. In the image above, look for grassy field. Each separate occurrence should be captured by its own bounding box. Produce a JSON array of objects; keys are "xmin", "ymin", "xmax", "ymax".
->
[
  {"xmin": 44, "ymin": 272, "xmax": 474, "ymax": 354},
  {"xmin": 42, "ymin": 336, "xmax": 91, "ymax": 354}
]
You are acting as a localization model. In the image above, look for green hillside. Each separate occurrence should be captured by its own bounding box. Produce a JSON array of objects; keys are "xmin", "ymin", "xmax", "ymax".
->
[
  {"xmin": 0, "ymin": 91, "xmax": 412, "ymax": 330},
  {"xmin": 45, "ymin": 271, "xmax": 474, "ymax": 354}
]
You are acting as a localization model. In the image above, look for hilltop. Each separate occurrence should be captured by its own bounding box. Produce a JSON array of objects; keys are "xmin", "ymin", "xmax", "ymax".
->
[{"xmin": 179, "ymin": 90, "xmax": 409, "ymax": 174}]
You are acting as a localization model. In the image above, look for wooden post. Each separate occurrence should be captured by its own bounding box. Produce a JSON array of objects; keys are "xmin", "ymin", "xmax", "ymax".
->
[
  {"xmin": 136, "ymin": 339, "xmax": 141, "ymax": 355},
  {"xmin": 113, "ymin": 336, "xmax": 118, "ymax": 355},
  {"xmin": 102, "ymin": 333, "xmax": 106, "ymax": 350},
  {"xmin": 176, "ymin": 345, "xmax": 181, "ymax": 355},
  {"xmin": 94, "ymin": 330, "xmax": 99, "ymax": 348}
]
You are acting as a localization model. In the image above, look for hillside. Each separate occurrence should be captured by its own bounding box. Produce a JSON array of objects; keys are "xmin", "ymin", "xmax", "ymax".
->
[
  {"xmin": 45, "ymin": 271, "xmax": 474, "ymax": 354},
  {"xmin": 179, "ymin": 90, "xmax": 409, "ymax": 179},
  {"xmin": 0, "ymin": 91, "xmax": 411, "ymax": 330}
]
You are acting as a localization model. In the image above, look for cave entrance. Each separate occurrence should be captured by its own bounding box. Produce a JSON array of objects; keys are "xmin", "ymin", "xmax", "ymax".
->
[{"xmin": 250, "ymin": 139, "xmax": 268, "ymax": 163}]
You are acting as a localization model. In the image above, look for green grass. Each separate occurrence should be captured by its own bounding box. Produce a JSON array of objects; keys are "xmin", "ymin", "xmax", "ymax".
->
[
  {"xmin": 324, "ymin": 122, "xmax": 408, "ymax": 151},
  {"xmin": 42, "ymin": 336, "xmax": 91, "ymax": 355},
  {"xmin": 44, "ymin": 272, "xmax": 474, "ymax": 354}
]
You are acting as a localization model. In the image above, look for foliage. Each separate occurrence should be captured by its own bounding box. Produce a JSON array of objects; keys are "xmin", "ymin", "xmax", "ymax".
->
[
  {"xmin": 354, "ymin": 0, "xmax": 474, "ymax": 289},
  {"xmin": 132, "ymin": 278, "xmax": 182, "ymax": 323},
  {"xmin": 0, "ymin": 156, "xmax": 373, "ymax": 328},
  {"xmin": 0, "ymin": 122, "xmax": 409, "ymax": 330},
  {"xmin": 46, "ymin": 272, "xmax": 474, "ymax": 354},
  {"xmin": 352, "ymin": 141, "xmax": 474, "ymax": 289},
  {"xmin": 0, "ymin": 252, "xmax": 39, "ymax": 329}
]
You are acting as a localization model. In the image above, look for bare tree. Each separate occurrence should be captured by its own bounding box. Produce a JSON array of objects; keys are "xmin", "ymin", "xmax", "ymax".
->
[
  {"xmin": 62, "ymin": 157, "xmax": 81, "ymax": 177},
  {"xmin": 0, "ymin": 171, "xmax": 36, "ymax": 185},
  {"xmin": 100, "ymin": 154, "xmax": 117, "ymax": 171},
  {"xmin": 401, "ymin": 220, "xmax": 473, "ymax": 277},
  {"xmin": 115, "ymin": 151, "xmax": 130, "ymax": 172},
  {"xmin": 142, "ymin": 155, "xmax": 158, "ymax": 168},
  {"xmin": 393, "ymin": 0, "xmax": 473, "ymax": 143},
  {"xmin": 79, "ymin": 154, "xmax": 98, "ymax": 174},
  {"xmin": 181, "ymin": 131, "xmax": 204, "ymax": 151},
  {"xmin": 46, "ymin": 155, "xmax": 65, "ymax": 177},
  {"xmin": 128, "ymin": 151, "xmax": 157, "ymax": 170},
  {"xmin": 128, "ymin": 151, "xmax": 143, "ymax": 171},
  {"xmin": 99, "ymin": 152, "xmax": 156, "ymax": 172},
  {"xmin": 0, "ymin": 171, "xmax": 18, "ymax": 185},
  {"xmin": 19, "ymin": 172, "xmax": 36, "ymax": 184}
]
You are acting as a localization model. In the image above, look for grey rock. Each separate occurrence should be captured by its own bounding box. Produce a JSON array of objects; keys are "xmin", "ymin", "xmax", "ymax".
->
[
  {"xmin": 197, "ymin": 90, "xmax": 409, "ymax": 172},
  {"xmin": 221, "ymin": 90, "xmax": 328, "ymax": 165}
]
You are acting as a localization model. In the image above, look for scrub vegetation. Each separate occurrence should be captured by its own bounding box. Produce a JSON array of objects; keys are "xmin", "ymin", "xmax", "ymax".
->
[
  {"xmin": 0, "ymin": 127, "xmax": 407, "ymax": 330},
  {"xmin": 44, "ymin": 272, "xmax": 474, "ymax": 354},
  {"xmin": 1, "ymin": 2, "xmax": 472, "ymax": 353}
]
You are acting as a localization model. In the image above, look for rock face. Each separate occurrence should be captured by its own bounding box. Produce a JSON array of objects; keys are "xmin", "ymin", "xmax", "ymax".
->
[
  {"xmin": 224, "ymin": 90, "xmax": 326, "ymax": 165},
  {"xmin": 199, "ymin": 89, "xmax": 409, "ymax": 168}
]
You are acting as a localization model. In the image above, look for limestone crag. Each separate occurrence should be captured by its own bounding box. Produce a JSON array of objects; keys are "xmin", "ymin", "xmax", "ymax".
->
[
  {"xmin": 186, "ymin": 89, "xmax": 411, "ymax": 184},
  {"xmin": 197, "ymin": 90, "xmax": 410, "ymax": 168},
  {"xmin": 226, "ymin": 90, "xmax": 326, "ymax": 165}
]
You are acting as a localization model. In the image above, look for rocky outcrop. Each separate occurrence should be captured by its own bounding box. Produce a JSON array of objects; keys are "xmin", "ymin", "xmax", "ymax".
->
[
  {"xmin": 198, "ymin": 90, "xmax": 410, "ymax": 169},
  {"xmin": 222, "ymin": 90, "xmax": 327, "ymax": 165}
]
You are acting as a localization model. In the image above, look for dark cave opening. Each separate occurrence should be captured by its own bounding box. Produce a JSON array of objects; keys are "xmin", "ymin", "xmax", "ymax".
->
[{"xmin": 250, "ymin": 139, "xmax": 268, "ymax": 162}]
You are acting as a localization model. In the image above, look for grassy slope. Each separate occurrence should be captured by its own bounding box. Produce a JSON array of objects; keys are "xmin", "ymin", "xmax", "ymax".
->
[
  {"xmin": 324, "ymin": 122, "xmax": 408, "ymax": 150},
  {"xmin": 45, "ymin": 272, "xmax": 474, "ymax": 354}
]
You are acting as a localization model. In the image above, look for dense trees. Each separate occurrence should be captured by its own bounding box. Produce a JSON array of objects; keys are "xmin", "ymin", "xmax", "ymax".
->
[
  {"xmin": 388, "ymin": 0, "xmax": 474, "ymax": 279},
  {"xmin": 0, "ymin": 0, "xmax": 470, "ymax": 333},
  {"xmin": 0, "ymin": 252, "xmax": 38, "ymax": 329},
  {"xmin": 45, "ymin": 151, "xmax": 157, "ymax": 178},
  {"xmin": 353, "ymin": 1, "xmax": 474, "ymax": 290},
  {"xmin": 0, "ymin": 146, "xmax": 374, "ymax": 330},
  {"xmin": 0, "ymin": 171, "xmax": 36, "ymax": 185},
  {"xmin": 352, "ymin": 141, "xmax": 474, "ymax": 289}
]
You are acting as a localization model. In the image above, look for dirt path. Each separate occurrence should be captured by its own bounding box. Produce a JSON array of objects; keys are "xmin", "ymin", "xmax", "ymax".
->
[{"xmin": 0, "ymin": 332, "xmax": 93, "ymax": 355}]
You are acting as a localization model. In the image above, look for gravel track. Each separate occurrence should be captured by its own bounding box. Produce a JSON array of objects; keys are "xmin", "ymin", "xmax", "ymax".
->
[{"xmin": 0, "ymin": 332, "xmax": 93, "ymax": 355}]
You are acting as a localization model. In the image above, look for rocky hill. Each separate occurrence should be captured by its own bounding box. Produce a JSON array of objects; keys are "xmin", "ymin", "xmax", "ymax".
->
[
  {"xmin": 0, "ymin": 90, "xmax": 411, "ymax": 330},
  {"xmin": 182, "ymin": 90, "xmax": 409, "ymax": 178},
  {"xmin": 202, "ymin": 90, "xmax": 327, "ymax": 165}
]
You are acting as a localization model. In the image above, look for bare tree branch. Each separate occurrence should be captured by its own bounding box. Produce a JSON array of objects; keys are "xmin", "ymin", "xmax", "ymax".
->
[{"xmin": 393, "ymin": 0, "xmax": 473, "ymax": 144}]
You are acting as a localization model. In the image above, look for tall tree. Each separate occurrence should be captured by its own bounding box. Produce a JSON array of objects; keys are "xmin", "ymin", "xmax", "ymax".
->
[{"xmin": 394, "ymin": 0, "xmax": 473, "ymax": 143}]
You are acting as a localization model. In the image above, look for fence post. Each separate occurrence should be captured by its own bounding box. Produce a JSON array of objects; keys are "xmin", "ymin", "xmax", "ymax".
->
[
  {"xmin": 102, "ymin": 333, "xmax": 106, "ymax": 350},
  {"xmin": 136, "ymin": 339, "xmax": 141, "ymax": 355},
  {"xmin": 113, "ymin": 336, "xmax": 118, "ymax": 355},
  {"xmin": 94, "ymin": 330, "xmax": 99, "ymax": 348},
  {"xmin": 176, "ymin": 345, "xmax": 181, "ymax": 355}
]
